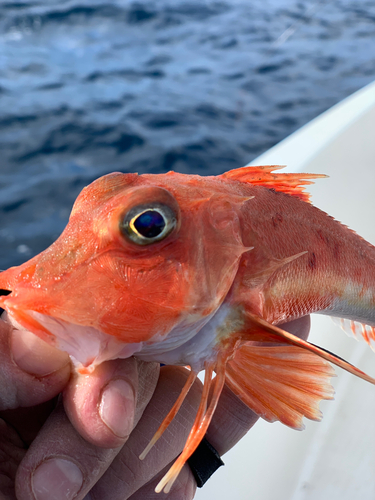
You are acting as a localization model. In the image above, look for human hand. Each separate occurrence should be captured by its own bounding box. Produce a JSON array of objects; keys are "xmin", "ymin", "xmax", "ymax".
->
[
  {"xmin": 0, "ymin": 316, "xmax": 159, "ymax": 500},
  {"xmin": 0, "ymin": 316, "xmax": 310, "ymax": 500}
]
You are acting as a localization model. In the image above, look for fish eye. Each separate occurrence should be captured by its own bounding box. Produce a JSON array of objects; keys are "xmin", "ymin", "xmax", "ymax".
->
[{"xmin": 120, "ymin": 203, "xmax": 177, "ymax": 245}]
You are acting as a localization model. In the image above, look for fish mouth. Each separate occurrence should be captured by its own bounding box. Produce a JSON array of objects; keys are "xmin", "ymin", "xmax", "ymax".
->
[
  {"xmin": 0, "ymin": 289, "xmax": 11, "ymax": 315},
  {"xmin": 2, "ymin": 303, "xmax": 143, "ymax": 373}
]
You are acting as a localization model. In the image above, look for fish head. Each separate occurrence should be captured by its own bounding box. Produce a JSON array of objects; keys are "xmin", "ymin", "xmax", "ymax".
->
[{"xmin": 0, "ymin": 171, "xmax": 247, "ymax": 369}]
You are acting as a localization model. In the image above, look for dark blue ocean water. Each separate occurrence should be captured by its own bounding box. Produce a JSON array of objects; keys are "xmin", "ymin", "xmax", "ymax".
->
[{"xmin": 0, "ymin": 0, "xmax": 375, "ymax": 269}]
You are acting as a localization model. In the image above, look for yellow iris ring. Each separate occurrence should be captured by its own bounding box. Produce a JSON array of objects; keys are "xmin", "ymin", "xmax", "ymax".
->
[
  {"xmin": 129, "ymin": 208, "xmax": 165, "ymax": 238},
  {"xmin": 123, "ymin": 205, "xmax": 177, "ymax": 245}
]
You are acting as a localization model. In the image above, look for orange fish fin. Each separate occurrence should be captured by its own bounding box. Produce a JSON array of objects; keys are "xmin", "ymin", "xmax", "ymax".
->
[
  {"xmin": 222, "ymin": 165, "xmax": 327, "ymax": 203},
  {"xmin": 332, "ymin": 317, "xmax": 375, "ymax": 352},
  {"xmin": 156, "ymin": 356, "xmax": 227, "ymax": 493},
  {"xmin": 244, "ymin": 313, "xmax": 375, "ymax": 386},
  {"xmin": 226, "ymin": 344, "xmax": 335, "ymax": 429},
  {"xmin": 139, "ymin": 369, "xmax": 198, "ymax": 460}
]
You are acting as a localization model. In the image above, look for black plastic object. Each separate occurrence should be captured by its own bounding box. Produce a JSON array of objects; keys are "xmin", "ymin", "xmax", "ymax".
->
[{"xmin": 187, "ymin": 437, "xmax": 224, "ymax": 488}]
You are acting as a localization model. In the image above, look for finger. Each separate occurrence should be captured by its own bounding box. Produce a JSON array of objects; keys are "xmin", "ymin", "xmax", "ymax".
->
[
  {"xmin": 0, "ymin": 319, "xmax": 70, "ymax": 410},
  {"xmin": 15, "ymin": 360, "xmax": 160, "ymax": 500},
  {"xmin": 0, "ymin": 399, "xmax": 58, "ymax": 446},
  {"xmin": 88, "ymin": 366, "xmax": 203, "ymax": 500},
  {"xmin": 63, "ymin": 358, "xmax": 159, "ymax": 448},
  {"xmin": 205, "ymin": 383, "xmax": 259, "ymax": 457},
  {"xmin": 15, "ymin": 399, "xmax": 119, "ymax": 500},
  {"xmin": 129, "ymin": 463, "xmax": 196, "ymax": 500},
  {"xmin": 0, "ymin": 418, "xmax": 26, "ymax": 500}
]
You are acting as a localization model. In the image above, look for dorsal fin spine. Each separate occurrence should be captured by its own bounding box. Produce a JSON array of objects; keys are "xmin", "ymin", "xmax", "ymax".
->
[{"xmin": 221, "ymin": 165, "xmax": 328, "ymax": 203}]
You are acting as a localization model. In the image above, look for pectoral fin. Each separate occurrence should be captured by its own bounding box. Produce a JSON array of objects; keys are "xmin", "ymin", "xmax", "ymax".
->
[
  {"xmin": 243, "ymin": 313, "xmax": 375, "ymax": 385},
  {"xmin": 226, "ymin": 344, "xmax": 335, "ymax": 429}
]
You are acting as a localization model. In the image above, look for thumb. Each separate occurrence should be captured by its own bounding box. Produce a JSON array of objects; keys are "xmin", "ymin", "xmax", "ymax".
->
[{"xmin": 0, "ymin": 318, "xmax": 70, "ymax": 410}]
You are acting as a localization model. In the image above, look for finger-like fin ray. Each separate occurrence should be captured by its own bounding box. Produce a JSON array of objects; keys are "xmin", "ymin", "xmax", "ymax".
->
[
  {"xmin": 139, "ymin": 369, "xmax": 197, "ymax": 460},
  {"xmin": 155, "ymin": 356, "xmax": 227, "ymax": 494}
]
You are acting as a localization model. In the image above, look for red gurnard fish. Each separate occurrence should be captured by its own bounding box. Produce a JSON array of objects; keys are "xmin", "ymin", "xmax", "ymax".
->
[{"xmin": 1, "ymin": 165, "xmax": 375, "ymax": 492}]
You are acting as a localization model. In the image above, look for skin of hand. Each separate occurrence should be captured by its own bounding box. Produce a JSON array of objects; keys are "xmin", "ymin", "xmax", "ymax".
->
[{"xmin": 0, "ymin": 315, "xmax": 310, "ymax": 500}]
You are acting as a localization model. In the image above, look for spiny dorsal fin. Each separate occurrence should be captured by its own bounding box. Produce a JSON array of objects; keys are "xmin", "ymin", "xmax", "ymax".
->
[{"xmin": 222, "ymin": 165, "xmax": 327, "ymax": 203}]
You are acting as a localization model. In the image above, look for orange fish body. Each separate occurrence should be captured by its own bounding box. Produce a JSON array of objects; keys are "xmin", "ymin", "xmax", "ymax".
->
[{"xmin": 1, "ymin": 165, "xmax": 375, "ymax": 492}]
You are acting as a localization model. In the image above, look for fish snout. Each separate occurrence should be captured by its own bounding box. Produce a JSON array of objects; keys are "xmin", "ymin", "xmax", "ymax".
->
[
  {"xmin": 0, "ymin": 261, "xmax": 58, "ymax": 339},
  {"xmin": 0, "ymin": 259, "xmax": 37, "ymax": 293}
]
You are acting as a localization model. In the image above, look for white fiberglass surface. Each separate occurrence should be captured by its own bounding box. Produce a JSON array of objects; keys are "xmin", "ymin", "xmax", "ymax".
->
[{"xmin": 196, "ymin": 81, "xmax": 375, "ymax": 500}]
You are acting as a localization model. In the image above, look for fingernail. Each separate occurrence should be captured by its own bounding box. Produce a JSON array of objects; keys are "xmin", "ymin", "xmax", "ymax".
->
[
  {"xmin": 99, "ymin": 379, "xmax": 135, "ymax": 438},
  {"xmin": 11, "ymin": 329, "xmax": 70, "ymax": 377},
  {"xmin": 32, "ymin": 458, "xmax": 83, "ymax": 500}
]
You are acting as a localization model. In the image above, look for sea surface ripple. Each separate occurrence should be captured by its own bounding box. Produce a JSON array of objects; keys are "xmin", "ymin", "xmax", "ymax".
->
[{"xmin": 0, "ymin": 0, "xmax": 375, "ymax": 268}]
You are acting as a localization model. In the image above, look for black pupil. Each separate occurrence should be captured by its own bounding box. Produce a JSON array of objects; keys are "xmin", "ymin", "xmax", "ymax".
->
[{"xmin": 134, "ymin": 210, "xmax": 165, "ymax": 238}]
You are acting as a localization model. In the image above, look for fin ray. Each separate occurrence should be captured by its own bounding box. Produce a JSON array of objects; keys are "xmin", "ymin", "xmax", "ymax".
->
[
  {"xmin": 222, "ymin": 165, "xmax": 327, "ymax": 203},
  {"xmin": 226, "ymin": 344, "xmax": 335, "ymax": 429},
  {"xmin": 243, "ymin": 250, "xmax": 307, "ymax": 287},
  {"xmin": 156, "ymin": 358, "xmax": 227, "ymax": 494},
  {"xmin": 244, "ymin": 313, "xmax": 375, "ymax": 385},
  {"xmin": 331, "ymin": 317, "xmax": 375, "ymax": 351},
  {"xmin": 140, "ymin": 369, "xmax": 197, "ymax": 460}
]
